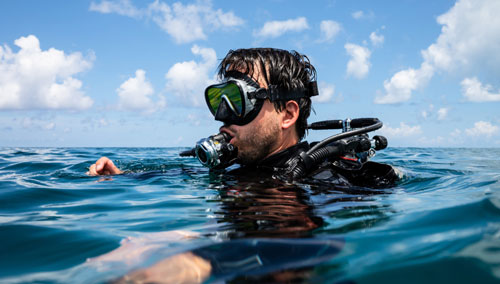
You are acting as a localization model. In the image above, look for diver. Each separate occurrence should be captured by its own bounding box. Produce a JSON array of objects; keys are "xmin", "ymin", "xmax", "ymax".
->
[
  {"xmin": 88, "ymin": 48, "xmax": 400, "ymax": 283},
  {"xmin": 88, "ymin": 48, "xmax": 399, "ymax": 188}
]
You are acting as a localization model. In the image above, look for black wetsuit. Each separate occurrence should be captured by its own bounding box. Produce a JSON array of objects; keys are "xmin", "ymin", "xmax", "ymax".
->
[{"xmin": 229, "ymin": 141, "xmax": 399, "ymax": 188}]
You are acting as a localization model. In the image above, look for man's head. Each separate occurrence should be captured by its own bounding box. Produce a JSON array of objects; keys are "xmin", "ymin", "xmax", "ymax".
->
[{"xmin": 206, "ymin": 48, "xmax": 317, "ymax": 164}]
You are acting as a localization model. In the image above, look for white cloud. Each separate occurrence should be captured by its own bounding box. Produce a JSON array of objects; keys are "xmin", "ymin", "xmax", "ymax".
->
[
  {"xmin": 0, "ymin": 35, "xmax": 94, "ymax": 110},
  {"xmin": 465, "ymin": 121, "xmax": 499, "ymax": 137},
  {"xmin": 437, "ymin": 107, "xmax": 449, "ymax": 120},
  {"xmin": 369, "ymin": 31, "xmax": 384, "ymax": 47},
  {"xmin": 420, "ymin": 104, "xmax": 449, "ymax": 121},
  {"xmin": 351, "ymin": 10, "xmax": 374, "ymax": 20},
  {"xmin": 165, "ymin": 45, "xmax": 217, "ymax": 107},
  {"xmin": 345, "ymin": 43, "xmax": 371, "ymax": 79},
  {"xmin": 352, "ymin": 11, "xmax": 364, "ymax": 19},
  {"xmin": 90, "ymin": 0, "xmax": 244, "ymax": 44},
  {"xmin": 148, "ymin": 0, "xmax": 243, "ymax": 43},
  {"xmin": 318, "ymin": 20, "xmax": 341, "ymax": 43},
  {"xmin": 461, "ymin": 77, "xmax": 500, "ymax": 102},
  {"xmin": 117, "ymin": 69, "xmax": 165, "ymax": 113},
  {"xmin": 254, "ymin": 17, "xmax": 309, "ymax": 39},
  {"xmin": 422, "ymin": 0, "xmax": 500, "ymax": 71},
  {"xmin": 377, "ymin": 0, "xmax": 500, "ymax": 104},
  {"xmin": 313, "ymin": 82, "xmax": 336, "ymax": 103},
  {"xmin": 375, "ymin": 62, "xmax": 434, "ymax": 104},
  {"xmin": 89, "ymin": 0, "xmax": 142, "ymax": 18},
  {"xmin": 380, "ymin": 122, "xmax": 422, "ymax": 138}
]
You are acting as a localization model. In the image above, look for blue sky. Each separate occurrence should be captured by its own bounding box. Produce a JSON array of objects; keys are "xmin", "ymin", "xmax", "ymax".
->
[{"xmin": 1, "ymin": 0, "xmax": 499, "ymax": 147}]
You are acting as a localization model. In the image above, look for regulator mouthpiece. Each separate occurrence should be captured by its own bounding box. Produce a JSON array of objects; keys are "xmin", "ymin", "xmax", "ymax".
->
[{"xmin": 195, "ymin": 132, "xmax": 237, "ymax": 169}]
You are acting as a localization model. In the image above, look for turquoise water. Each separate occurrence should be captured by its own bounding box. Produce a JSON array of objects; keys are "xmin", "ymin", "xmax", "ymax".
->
[{"xmin": 1, "ymin": 147, "xmax": 500, "ymax": 283}]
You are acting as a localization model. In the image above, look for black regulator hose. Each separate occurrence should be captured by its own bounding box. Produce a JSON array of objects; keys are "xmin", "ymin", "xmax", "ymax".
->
[
  {"xmin": 307, "ymin": 119, "xmax": 383, "ymax": 155},
  {"xmin": 290, "ymin": 119, "xmax": 383, "ymax": 179},
  {"xmin": 179, "ymin": 148, "xmax": 196, "ymax": 157},
  {"xmin": 290, "ymin": 142, "xmax": 344, "ymax": 179},
  {"xmin": 308, "ymin": 118, "xmax": 381, "ymax": 130}
]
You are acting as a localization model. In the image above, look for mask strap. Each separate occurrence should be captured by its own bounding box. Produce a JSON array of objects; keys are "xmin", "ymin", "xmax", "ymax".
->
[
  {"xmin": 308, "ymin": 81, "xmax": 319, "ymax": 97},
  {"xmin": 265, "ymin": 81, "xmax": 319, "ymax": 101}
]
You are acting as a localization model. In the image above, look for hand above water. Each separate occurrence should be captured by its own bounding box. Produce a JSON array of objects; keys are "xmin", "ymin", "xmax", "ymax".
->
[{"xmin": 87, "ymin": 157, "xmax": 123, "ymax": 176}]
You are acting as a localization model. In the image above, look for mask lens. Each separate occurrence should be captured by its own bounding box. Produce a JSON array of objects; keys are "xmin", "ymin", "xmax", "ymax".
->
[{"xmin": 206, "ymin": 82, "xmax": 243, "ymax": 116}]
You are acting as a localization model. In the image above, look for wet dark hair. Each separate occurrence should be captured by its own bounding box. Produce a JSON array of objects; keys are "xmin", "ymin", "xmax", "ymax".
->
[{"xmin": 217, "ymin": 48, "xmax": 316, "ymax": 140}]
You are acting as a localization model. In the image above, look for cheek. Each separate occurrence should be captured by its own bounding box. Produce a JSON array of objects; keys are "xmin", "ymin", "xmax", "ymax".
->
[
  {"xmin": 234, "ymin": 124, "xmax": 254, "ymax": 147},
  {"xmin": 235, "ymin": 126, "xmax": 249, "ymax": 144}
]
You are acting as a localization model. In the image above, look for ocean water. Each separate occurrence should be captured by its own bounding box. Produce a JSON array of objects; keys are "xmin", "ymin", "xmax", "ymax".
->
[{"xmin": 0, "ymin": 147, "xmax": 499, "ymax": 283}]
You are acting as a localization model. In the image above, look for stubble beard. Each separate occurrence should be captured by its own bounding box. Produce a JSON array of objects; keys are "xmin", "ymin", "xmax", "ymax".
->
[{"xmin": 236, "ymin": 120, "xmax": 281, "ymax": 165}]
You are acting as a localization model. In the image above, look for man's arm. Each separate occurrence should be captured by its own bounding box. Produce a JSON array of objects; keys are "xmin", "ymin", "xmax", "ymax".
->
[
  {"xmin": 88, "ymin": 157, "xmax": 123, "ymax": 176},
  {"xmin": 113, "ymin": 252, "xmax": 211, "ymax": 284}
]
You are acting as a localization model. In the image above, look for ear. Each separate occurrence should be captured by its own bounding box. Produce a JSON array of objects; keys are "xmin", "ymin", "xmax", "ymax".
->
[{"xmin": 281, "ymin": 100, "xmax": 300, "ymax": 130}]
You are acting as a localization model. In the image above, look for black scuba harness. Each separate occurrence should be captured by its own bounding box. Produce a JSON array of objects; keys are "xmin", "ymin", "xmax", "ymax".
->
[{"xmin": 179, "ymin": 118, "xmax": 388, "ymax": 180}]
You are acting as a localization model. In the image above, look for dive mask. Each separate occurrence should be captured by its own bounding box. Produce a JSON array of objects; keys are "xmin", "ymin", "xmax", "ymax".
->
[
  {"xmin": 204, "ymin": 71, "xmax": 319, "ymax": 126},
  {"xmin": 205, "ymin": 72, "xmax": 266, "ymax": 126}
]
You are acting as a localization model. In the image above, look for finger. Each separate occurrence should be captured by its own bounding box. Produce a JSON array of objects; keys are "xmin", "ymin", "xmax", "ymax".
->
[
  {"xmin": 103, "ymin": 160, "xmax": 116, "ymax": 174},
  {"xmin": 105, "ymin": 159, "xmax": 122, "ymax": 175},
  {"xmin": 106, "ymin": 159, "xmax": 115, "ymax": 168},
  {"xmin": 96, "ymin": 162, "xmax": 103, "ymax": 172},
  {"xmin": 88, "ymin": 164, "xmax": 97, "ymax": 176},
  {"xmin": 96, "ymin": 157, "xmax": 108, "ymax": 172}
]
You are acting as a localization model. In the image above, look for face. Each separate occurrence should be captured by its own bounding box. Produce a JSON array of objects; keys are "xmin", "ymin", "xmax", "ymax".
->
[
  {"xmin": 220, "ymin": 100, "xmax": 282, "ymax": 164},
  {"xmin": 215, "ymin": 64, "xmax": 297, "ymax": 165}
]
